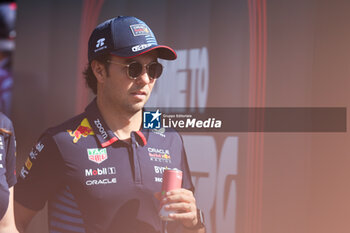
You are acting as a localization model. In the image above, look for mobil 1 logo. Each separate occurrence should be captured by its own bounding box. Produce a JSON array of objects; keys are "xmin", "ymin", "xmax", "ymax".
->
[{"xmin": 85, "ymin": 167, "xmax": 116, "ymax": 176}]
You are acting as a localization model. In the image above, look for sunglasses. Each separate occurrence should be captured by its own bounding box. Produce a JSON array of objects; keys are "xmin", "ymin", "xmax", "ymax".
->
[{"xmin": 107, "ymin": 60, "xmax": 163, "ymax": 80}]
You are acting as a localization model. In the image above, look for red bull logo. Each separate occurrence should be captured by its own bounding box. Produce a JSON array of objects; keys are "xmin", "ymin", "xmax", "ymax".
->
[{"xmin": 67, "ymin": 118, "xmax": 94, "ymax": 143}]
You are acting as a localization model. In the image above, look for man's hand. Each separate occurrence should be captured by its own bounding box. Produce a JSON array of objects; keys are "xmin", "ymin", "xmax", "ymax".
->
[{"xmin": 155, "ymin": 188, "xmax": 201, "ymax": 229}]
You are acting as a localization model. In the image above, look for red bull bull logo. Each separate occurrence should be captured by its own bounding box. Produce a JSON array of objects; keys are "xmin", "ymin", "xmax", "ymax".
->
[{"xmin": 67, "ymin": 118, "xmax": 94, "ymax": 143}]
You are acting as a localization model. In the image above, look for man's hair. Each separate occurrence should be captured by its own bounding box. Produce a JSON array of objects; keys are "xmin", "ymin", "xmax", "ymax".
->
[{"xmin": 83, "ymin": 54, "xmax": 110, "ymax": 94}]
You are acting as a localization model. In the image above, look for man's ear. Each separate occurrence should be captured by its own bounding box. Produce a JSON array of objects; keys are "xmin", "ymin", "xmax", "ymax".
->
[{"xmin": 91, "ymin": 60, "xmax": 107, "ymax": 83}]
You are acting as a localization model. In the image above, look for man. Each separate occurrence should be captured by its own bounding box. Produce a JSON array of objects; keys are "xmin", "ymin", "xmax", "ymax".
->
[{"xmin": 14, "ymin": 16, "xmax": 205, "ymax": 233}]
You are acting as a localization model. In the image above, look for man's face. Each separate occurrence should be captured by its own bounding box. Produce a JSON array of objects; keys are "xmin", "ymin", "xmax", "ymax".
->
[{"xmin": 98, "ymin": 51, "xmax": 158, "ymax": 114}]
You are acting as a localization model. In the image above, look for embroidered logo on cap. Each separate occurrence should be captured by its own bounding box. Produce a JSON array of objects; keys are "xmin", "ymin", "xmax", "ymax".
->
[
  {"xmin": 130, "ymin": 24, "xmax": 151, "ymax": 36},
  {"xmin": 94, "ymin": 38, "xmax": 107, "ymax": 52},
  {"xmin": 96, "ymin": 38, "xmax": 105, "ymax": 48},
  {"xmin": 132, "ymin": 43, "xmax": 152, "ymax": 52}
]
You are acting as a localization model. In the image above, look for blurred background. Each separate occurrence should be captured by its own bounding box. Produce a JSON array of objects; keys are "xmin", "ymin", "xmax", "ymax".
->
[{"xmin": 7, "ymin": 0, "xmax": 350, "ymax": 232}]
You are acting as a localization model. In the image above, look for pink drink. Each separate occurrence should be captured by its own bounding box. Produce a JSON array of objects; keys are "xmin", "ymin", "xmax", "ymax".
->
[{"xmin": 159, "ymin": 168, "xmax": 183, "ymax": 221}]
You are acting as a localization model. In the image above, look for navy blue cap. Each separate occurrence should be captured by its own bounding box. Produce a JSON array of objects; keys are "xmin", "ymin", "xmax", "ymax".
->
[{"xmin": 88, "ymin": 16, "xmax": 177, "ymax": 62}]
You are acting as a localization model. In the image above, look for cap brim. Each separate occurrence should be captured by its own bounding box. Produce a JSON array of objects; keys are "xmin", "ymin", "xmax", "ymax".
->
[{"xmin": 110, "ymin": 45, "xmax": 177, "ymax": 60}]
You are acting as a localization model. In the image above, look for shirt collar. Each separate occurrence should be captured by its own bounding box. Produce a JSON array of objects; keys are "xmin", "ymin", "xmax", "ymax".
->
[{"xmin": 85, "ymin": 98, "xmax": 148, "ymax": 147}]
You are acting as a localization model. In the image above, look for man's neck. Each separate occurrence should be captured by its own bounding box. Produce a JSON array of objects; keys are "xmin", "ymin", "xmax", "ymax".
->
[{"xmin": 96, "ymin": 98, "xmax": 142, "ymax": 141}]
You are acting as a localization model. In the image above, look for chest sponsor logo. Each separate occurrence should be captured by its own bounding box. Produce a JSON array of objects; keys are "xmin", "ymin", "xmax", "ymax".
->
[
  {"xmin": 154, "ymin": 177, "xmax": 163, "ymax": 183},
  {"xmin": 86, "ymin": 178, "xmax": 117, "ymax": 186},
  {"xmin": 85, "ymin": 167, "xmax": 116, "ymax": 176},
  {"xmin": 87, "ymin": 148, "xmax": 108, "ymax": 164},
  {"xmin": 67, "ymin": 118, "xmax": 94, "ymax": 143},
  {"xmin": 152, "ymin": 127, "xmax": 166, "ymax": 137},
  {"xmin": 148, "ymin": 147, "xmax": 171, "ymax": 163},
  {"xmin": 154, "ymin": 165, "xmax": 167, "ymax": 174},
  {"xmin": 154, "ymin": 166, "xmax": 168, "ymax": 183}
]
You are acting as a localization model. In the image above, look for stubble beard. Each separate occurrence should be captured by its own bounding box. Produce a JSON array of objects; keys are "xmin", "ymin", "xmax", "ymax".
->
[{"xmin": 124, "ymin": 95, "xmax": 149, "ymax": 116}]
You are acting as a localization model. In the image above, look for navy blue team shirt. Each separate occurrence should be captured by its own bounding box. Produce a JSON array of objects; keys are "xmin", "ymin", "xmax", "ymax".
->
[
  {"xmin": 15, "ymin": 99, "xmax": 194, "ymax": 233},
  {"xmin": 0, "ymin": 112, "xmax": 16, "ymax": 220}
]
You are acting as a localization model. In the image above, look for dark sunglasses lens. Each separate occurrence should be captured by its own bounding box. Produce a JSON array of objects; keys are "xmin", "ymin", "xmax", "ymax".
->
[
  {"xmin": 148, "ymin": 63, "xmax": 163, "ymax": 79},
  {"xmin": 128, "ymin": 62, "xmax": 143, "ymax": 78}
]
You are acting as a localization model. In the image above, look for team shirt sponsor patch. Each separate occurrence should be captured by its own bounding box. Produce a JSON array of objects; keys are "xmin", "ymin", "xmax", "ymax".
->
[
  {"xmin": 152, "ymin": 127, "xmax": 166, "ymax": 137},
  {"xmin": 148, "ymin": 147, "xmax": 171, "ymax": 163},
  {"xmin": 87, "ymin": 148, "xmax": 108, "ymax": 164},
  {"xmin": 29, "ymin": 142, "xmax": 44, "ymax": 160},
  {"xmin": 85, "ymin": 167, "xmax": 116, "ymax": 176},
  {"xmin": 25, "ymin": 158, "xmax": 32, "ymax": 170},
  {"xmin": 154, "ymin": 166, "xmax": 168, "ymax": 183},
  {"xmin": 20, "ymin": 141, "xmax": 45, "ymax": 178},
  {"xmin": 85, "ymin": 178, "xmax": 117, "ymax": 186},
  {"xmin": 84, "ymin": 166, "xmax": 117, "ymax": 186},
  {"xmin": 130, "ymin": 24, "xmax": 151, "ymax": 36},
  {"xmin": 20, "ymin": 167, "xmax": 29, "ymax": 179},
  {"xmin": 67, "ymin": 118, "xmax": 94, "ymax": 143}
]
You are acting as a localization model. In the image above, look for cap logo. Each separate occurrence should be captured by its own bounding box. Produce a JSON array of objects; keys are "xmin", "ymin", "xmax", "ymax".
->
[
  {"xmin": 132, "ymin": 43, "xmax": 152, "ymax": 52},
  {"xmin": 96, "ymin": 38, "xmax": 105, "ymax": 48},
  {"xmin": 94, "ymin": 38, "xmax": 107, "ymax": 53},
  {"xmin": 130, "ymin": 24, "xmax": 151, "ymax": 36}
]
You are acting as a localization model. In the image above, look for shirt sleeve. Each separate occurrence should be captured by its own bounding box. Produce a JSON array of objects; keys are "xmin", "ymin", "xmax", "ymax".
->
[
  {"xmin": 180, "ymin": 136, "xmax": 195, "ymax": 193},
  {"xmin": 14, "ymin": 131, "xmax": 64, "ymax": 211},
  {"xmin": 5, "ymin": 120, "xmax": 16, "ymax": 187}
]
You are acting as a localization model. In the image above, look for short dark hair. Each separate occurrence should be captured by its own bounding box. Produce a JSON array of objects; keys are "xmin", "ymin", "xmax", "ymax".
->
[{"xmin": 83, "ymin": 54, "xmax": 110, "ymax": 94}]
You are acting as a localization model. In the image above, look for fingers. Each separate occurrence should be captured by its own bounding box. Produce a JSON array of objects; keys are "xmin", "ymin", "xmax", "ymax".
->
[
  {"xmin": 163, "ymin": 202, "xmax": 194, "ymax": 213},
  {"xmin": 168, "ymin": 211, "xmax": 197, "ymax": 221},
  {"xmin": 160, "ymin": 188, "xmax": 195, "ymax": 205}
]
